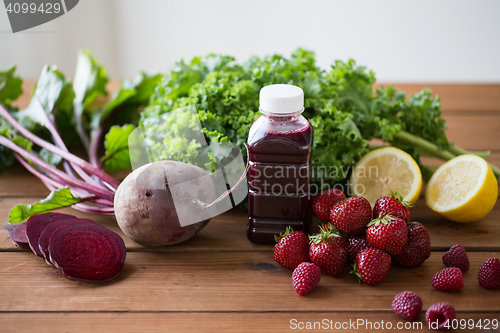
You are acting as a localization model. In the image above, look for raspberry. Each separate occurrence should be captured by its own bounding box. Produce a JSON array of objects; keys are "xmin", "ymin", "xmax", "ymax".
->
[
  {"xmin": 442, "ymin": 244, "xmax": 470, "ymax": 272},
  {"xmin": 478, "ymin": 257, "xmax": 500, "ymax": 290},
  {"xmin": 292, "ymin": 262, "xmax": 321, "ymax": 296},
  {"xmin": 425, "ymin": 302, "xmax": 456, "ymax": 331},
  {"xmin": 392, "ymin": 291, "xmax": 422, "ymax": 320},
  {"xmin": 431, "ymin": 267, "xmax": 464, "ymax": 292}
]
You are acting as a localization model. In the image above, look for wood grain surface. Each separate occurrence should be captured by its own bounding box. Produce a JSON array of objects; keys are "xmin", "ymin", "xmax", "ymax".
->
[
  {"xmin": 1, "ymin": 312, "xmax": 499, "ymax": 333},
  {"xmin": 1, "ymin": 198, "xmax": 499, "ymax": 253},
  {"xmin": 0, "ymin": 251, "xmax": 499, "ymax": 313},
  {"xmin": 1, "ymin": 83, "xmax": 500, "ymax": 332}
]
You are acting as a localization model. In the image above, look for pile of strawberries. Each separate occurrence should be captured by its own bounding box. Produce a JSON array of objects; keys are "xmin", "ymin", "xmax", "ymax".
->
[
  {"xmin": 272, "ymin": 188, "xmax": 500, "ymax": 330},
  {"xmin": 274, "ymin": 189, "xmax": 500, "ymax": 298},
  {"xmin": 274, "ymin": 189, "xmax": 432, "ymax": 295},
  {"xmin": 274, "ymin": 189, "xmax": 431, "ymax": 295}
]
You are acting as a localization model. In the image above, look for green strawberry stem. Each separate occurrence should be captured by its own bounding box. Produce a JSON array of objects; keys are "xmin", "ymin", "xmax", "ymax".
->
[
  {"xmin": 274, "ymin": 226, "xmax": 294, "ymax": 243},
  {"xmin": 389, "ymin": 191, "xmax": 412, "ymax": 208},
  {"xmin": 350, "ymin": 263, "xmax": 362, "ymax": 284},
  {"xmin": 367, "ymin": 214, "xmax": 396, "ymax": 227},
  {"xmin": 309, "ymin": 224, "xmax": 342, "ymax": 244}
]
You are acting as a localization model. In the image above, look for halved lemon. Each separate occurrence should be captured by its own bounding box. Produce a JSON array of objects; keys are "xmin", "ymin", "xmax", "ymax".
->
[
  {"xmin": 425, "ymin": 154, "xmax": 498, "ymax": 223},
  {"xmin": 350, "ymin": 147, "xmax": 422, "ymax": 206}
]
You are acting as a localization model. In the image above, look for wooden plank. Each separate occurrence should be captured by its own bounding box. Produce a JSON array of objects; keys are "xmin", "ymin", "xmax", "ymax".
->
[
  {"xmin": 0, "ymin": 251, "xmax": 498, "ymax": 312},
  {"xmin": 367, "ymin": 115, "xmax": 500, "ymax": 151},
  {"xmin": 444, "ymin": 115, "xmax": 500, "ymax": 151},
  {"xmin": 1, "ymin": 312, "xmax": 499, "ymax": 333},
  {"xmin": 411, "ymin": 199, "xmax": 500, "ymax": 251},
  {"xmin": 1, "ymin": 152, "xmax": 499, "ymax": 199},
  {"xmin": 0, "ymin": 166, "xmax": 50, "ymax": 197},
  {"xmin": 1, "ymin": 197, "xmax": 500, "ymax": 252},
  {"xmin": 374, "ymin": 83, "xmax": 500, "ymax": 112},
  {"xmin": 421, "ymin": 152, "xmax": 500, "ymax": 168}
]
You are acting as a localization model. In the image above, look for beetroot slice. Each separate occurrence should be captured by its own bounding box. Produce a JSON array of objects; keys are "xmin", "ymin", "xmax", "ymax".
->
[
  {"xmin": 38, "ymin": 218, "xmax": 97, "ymax": 267},
  {"xmin": 8, "ymin": 222, "xmax": 30, "ymax": 249},
  {"xmin": 26, "ymin": 212, "xmax": 75, "ymax": 257},
  {"xmin": 49, "ymin": 223, "xmax": 127, "ymax": 283}
]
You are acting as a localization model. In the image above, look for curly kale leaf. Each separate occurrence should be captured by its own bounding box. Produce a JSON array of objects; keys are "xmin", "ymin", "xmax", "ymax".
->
[{"xmin": 141, "ymin": 49, "xmax": 479, "ymax": 186}]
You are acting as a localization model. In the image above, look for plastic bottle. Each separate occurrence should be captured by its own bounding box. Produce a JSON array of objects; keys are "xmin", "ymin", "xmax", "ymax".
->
[{"xmin": 247, "ymin": 84, "xmax": 313, "ymax": 244}]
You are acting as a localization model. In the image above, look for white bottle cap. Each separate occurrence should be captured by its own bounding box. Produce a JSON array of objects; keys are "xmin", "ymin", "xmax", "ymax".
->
[{"xmin": 259, "ymin": 84, "xmax": 304, "ymax": 114}]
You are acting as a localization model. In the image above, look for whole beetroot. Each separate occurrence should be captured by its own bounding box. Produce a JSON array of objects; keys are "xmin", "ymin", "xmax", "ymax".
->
[{"xmin": 114, "ymin": 161, "xmax": 216, "ymax": 246}]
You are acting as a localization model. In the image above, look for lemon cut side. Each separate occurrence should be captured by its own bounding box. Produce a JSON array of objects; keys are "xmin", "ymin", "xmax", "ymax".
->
[
  {"xmin": 350, "ymin": 147, "xmax": 422, "ymax": 206},
  {"xmin": 425, "ymin": 154, "xmax": 498, "ymax": 223}
]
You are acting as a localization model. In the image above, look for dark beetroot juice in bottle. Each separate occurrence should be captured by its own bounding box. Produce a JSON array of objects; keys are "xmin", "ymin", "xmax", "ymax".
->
[{"xmin": 247, "ymin": 84, "xmax": 313, "ymax": 244}]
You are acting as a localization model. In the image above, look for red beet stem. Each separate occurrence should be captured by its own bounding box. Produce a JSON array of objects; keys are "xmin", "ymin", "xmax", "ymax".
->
[
  {"xmin": 8, "ymin": 222, "xmax": 30, "ymax": 249},
  {"xmin": 38, "ymin": 218, "xmax": 97, "ymax": 267},
  {"xmin": 49, "ymin": 223, "xmax": 126, "ymax": 283},
  {"xmin": 25, "ymin": 212, "xmax": 76, "ymax": 257},
  {"xmin": 0, "ymin": 104, "xmax": 120, "ymax": 190}
]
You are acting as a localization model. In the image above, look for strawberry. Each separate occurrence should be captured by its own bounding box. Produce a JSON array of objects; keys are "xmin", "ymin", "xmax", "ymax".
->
[
  {"xmin": 392, "ymin": 222, "xmax": 431, "ymax": 268},
  {"xmin": 478, "ymin": 257, "xmax": 500, "ymax": 290},
  {"xmin": 373, "ymin": 191, "xmax": 411, "ymax": 222},
  {"xmin": 425, "ymin": 302, "xmax": 456, "ymax": 331},
  {"xmin": 330, "ymin": 196, "xmax": 372, "ymax": 236},
  {"xmin": 348, "ymin": 234, "xmax": 371, "ymax": 263},
  {"xmin": 311, "ymin": 189, "xmax": 346, "ymax": 222},
  {"xmin": 309, "ymin": 225, "xmax": 348, "ymax": 277},
  {"xmin": 273, "ymin": 227, "xmax": 309, "ymax": 270},
  {"xmin": 392, "ymin": 291, "xmax": 423, "ymax": 321},
  {"xmin": 442, "ymin": 244, "xmax": 470, "ymax": 272},
  {"xmin": 366, "ymin": 215, "xmax": 408, "ymax": 256},
  {"xmin": 292, "ymin": 262, "xmax": 321, "ymax": 296},
  {"xmin": 351, "ymin": 248, "xmax": 391, "ymax": 286},
  {"xmin": 432, "ymin": 267, "xmax": 464, "ymax": 292}
]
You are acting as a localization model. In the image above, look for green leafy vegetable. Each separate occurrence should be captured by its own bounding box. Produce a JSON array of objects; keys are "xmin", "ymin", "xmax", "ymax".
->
[
  {"xmin": 0, "ymin": 66, "xmax": 23, "ymax": 169},
  {"xmin": 73, "ymin": 49, "xmax": 109, "ymax": 150},
  {"xmin": 1, "ymin": 48, "xmax": 499, "ymax": 221},
  {"xmin": 32, "ymin": 65, "xmax": 75, "ymax": 114},
  {"xmin": 73, "ymin": 49, "xmax": 108, "ymax": 109},
  {"xmin": 14, "ymin": 65, "xmax": 74, "ymax": 133},
  {"xmin": 101, "ymin": 124, "xmax": 135, "ymax": 172},
  {"xmin": 88, "ymin": 72, "xmax": 162, "ymax": 169},
  {"xmin": 8, "ymin": 187, "xmax": 84, "ymax": 223},
  {"xmin": 0, "ymin": 66, "xmax": 23, "ymax": 105},
  {"xmin": 143, "ymin": 49, "xmax": 500, "ymax": 187},
  {"xmin": 0, "ymin": 50, "xmax": 158, "ymax": 220}
]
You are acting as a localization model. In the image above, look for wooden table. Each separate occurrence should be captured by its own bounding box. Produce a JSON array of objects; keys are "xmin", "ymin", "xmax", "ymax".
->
[{"xmin": 1, "ymin": 83, "xmax": 499, "ymax": 332}]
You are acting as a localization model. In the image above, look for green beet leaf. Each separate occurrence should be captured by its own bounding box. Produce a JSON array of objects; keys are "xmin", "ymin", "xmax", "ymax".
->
[
  {"xmin": 101, "ymin": 124, "xmax": 136, "ymax": 172},
  {"xmin": 8, "ymin": 187, "xmax": 84, "ymax": 223}
]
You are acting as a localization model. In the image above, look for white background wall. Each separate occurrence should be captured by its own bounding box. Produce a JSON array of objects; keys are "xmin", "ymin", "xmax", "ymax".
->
[{"xmin": 0, "ymin": 0, "xmax": 499, "ymax": 82}]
